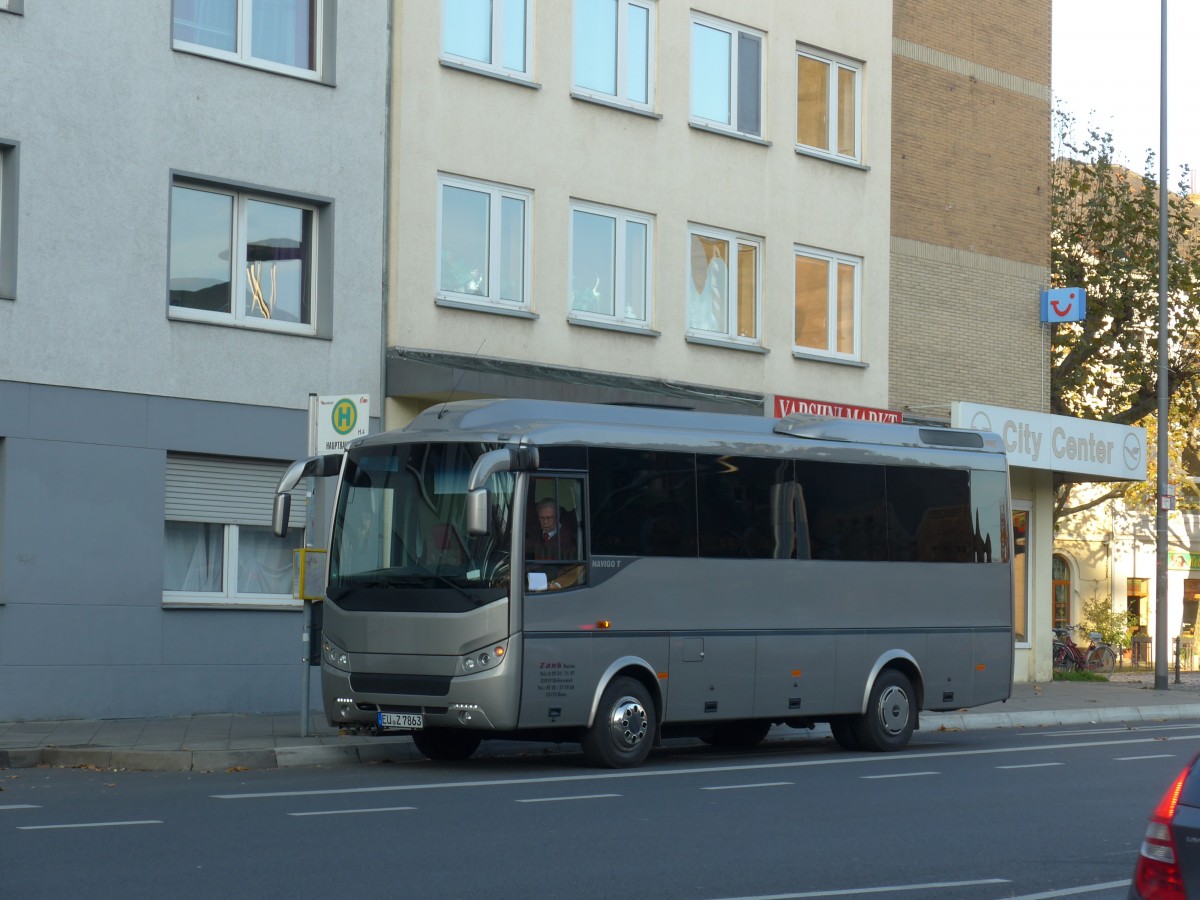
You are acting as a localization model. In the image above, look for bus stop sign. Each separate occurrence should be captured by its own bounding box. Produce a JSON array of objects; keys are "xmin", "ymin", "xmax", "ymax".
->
[{"xmin": 315, "ymin": 394, "xmax": 370, "ymax": 455}]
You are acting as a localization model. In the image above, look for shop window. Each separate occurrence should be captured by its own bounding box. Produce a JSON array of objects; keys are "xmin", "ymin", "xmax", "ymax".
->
[
  {"xmin": 1012, "ymin": 507, "xmax": 1030, "ymax": 643},
  {"xmin": 1126, "ymin": 577, "xmax": 1149, "ymax": 635},
  {"xmin": 1052, "ymin": 554, "xmax": 1071, "ymax": 630}
]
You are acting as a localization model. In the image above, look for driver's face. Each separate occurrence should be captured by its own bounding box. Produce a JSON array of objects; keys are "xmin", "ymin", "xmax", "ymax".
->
[{"xmin": 537, "ymin": 508, "xmax": 557, "ymax": 530}]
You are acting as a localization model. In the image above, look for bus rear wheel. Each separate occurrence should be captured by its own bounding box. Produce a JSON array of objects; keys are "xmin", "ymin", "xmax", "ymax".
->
[
  {"xmin": 582, "ymin": 676, "xmax": 656, "ymax": 768},
  {"xmin": 828, "ymin": 717, "xmax": 862, "ymax": 751},
  {"xmin": 411, "ymin": 728, "xmax": 482, "ymax": 762},
  {"xmin": 850, "ymin": 670, "xmax": 915, "ymax": 752}
]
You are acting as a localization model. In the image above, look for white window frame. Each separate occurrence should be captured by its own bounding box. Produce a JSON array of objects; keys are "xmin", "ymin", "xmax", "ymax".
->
[
  {"xmin": 792, "ymin": 244, "xmax": 862, "ymax": 361},
  {"xmin": 796, "ymin": 47, "xmax": 862, "ymax": 163},
  {"xmin": 441, "ymin": 0, "xmax": 535, "ymax": 82},
  {"xmin": 0, "ymin": 140, "xmax": 17, "ymax": 301},
  {"xmin": 686, "ymin": 224, "xmax": 763, "ymax": 347},
  {"xmin": 572, "ymin": 0, "xmax": 656, "ymax": 113},
  {"xmin": 436, "ymin": 174, "xmax": 533, "ymax": 311},
  {"xmin": 162, "ymin": 456, "xmax": 305, "ymax": 610},
  {"xmin": 171, "ymin": 0, "xmax": 327, "ymax": 81},
  {"xmin": 568, "ymin": 200, "xmax": 654, "ymax": 331},
  {"xmin": 689, "ymin": 12, "xmax": 765, "ymax": 139},
  {"xmin": 168, "ymin": 179, "xmax": 322, "ymax": 336}
]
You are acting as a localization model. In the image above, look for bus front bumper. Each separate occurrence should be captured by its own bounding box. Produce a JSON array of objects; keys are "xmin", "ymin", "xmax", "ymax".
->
[{"xmin": 320, "ymin": 656, "xmax": 519, "ymax": 732}]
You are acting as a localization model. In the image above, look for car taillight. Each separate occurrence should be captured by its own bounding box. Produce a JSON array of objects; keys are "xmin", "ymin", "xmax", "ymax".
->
[{"xmin": 1133, "ymin": 766, "xmax": 1190, "ymax": 899}]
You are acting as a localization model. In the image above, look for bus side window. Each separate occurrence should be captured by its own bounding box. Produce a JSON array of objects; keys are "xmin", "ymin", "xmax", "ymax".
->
[{"xmin": 527, "ymin": 476, "xmax": 587, "ymax": 591}]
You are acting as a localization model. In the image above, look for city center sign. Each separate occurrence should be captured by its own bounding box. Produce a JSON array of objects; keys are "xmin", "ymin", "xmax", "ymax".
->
[{"xmin": 952, "ymin": 401, "xmax": 1147, "ymax": 482}]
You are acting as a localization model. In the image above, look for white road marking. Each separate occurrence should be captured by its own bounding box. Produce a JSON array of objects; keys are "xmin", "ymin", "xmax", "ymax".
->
[
  {"xmin": 701, "ymin": 782, "xmax": 793, "ymax": 791},
  {"xmin": 0, "ymin": 805, "xmax": 40, "ymax": 810},
  {"xmin": 287, "ymin": 806, "xmax": 416, "ymax": 816},
  {"xmin": 996, "ymin": 762, "xmax": 1065, "ymax": 769},
  {"xmin": 1115, "ymin": 753, "xmax": 1176, "ymax": 761},
  {"xmin": 514, "ymin": 793, "xmax": 620, "ymax": 803},
  {"xmin": 706, "ymin": 878, "xmax": 1010, "ymax": 898},
  {"xmin": 997, "ymin": 878, "xmax": 1131, "ymax": 898},
  {"xmin": 210, "ymin": 732, "xmax": 1200, "ymax": 800},
  {"xmin": 17, "ymin": 820, "xmax": 162, "ymax": 830},
  {"xmin": 1022, "ymin": 724, "xmax": 1198, "ymax": 737},
  {"xmin": 860, "ymin": 771, "xmax": 939, "ymax": 779}
]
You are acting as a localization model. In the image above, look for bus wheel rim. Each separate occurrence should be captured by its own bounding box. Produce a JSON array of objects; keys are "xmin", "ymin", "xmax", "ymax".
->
[
  {"xmin": 609, "ymin": 696, "xmax": 649, "ymax": 749},
  {"xmin": 877, "ymin": 685, "xmax": 910, "ymax": 736}
]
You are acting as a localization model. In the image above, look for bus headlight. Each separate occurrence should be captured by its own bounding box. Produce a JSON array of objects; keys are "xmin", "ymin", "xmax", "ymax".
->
[
  {"xmin": 459, "ymin": 641, "xmax": 507, "ymax": 676},
  {"xmin": 323, "ymin": 638, "xmax": 350, "ymax": 671}
]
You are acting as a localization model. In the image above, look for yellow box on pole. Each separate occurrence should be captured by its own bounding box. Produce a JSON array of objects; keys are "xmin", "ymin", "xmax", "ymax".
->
[{"xmin": 292, "ymin": 548, "xmax": 327, "ymax": 600}]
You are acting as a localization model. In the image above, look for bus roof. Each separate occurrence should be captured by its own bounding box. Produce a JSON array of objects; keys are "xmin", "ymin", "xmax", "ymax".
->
[{"xmin": 353, "ymin": 399, "xmax": 1007, "ymax": 461}]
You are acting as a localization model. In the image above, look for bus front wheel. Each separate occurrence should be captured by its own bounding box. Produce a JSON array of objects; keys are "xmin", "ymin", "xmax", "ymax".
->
[
  {"xmin": 850, "ymin": 669, "xmax": 915, "ymax": 752},
  {"xmin": 582, "ymin": 676, "xmax": 656, "ymax": 768},
  {"xmin": 411, "ymin": 728, "xmax": 482, "ymax": 762}
]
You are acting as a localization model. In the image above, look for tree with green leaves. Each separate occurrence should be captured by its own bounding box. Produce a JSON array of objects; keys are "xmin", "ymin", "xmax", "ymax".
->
[{"xmin": 1051, "ymin": 109, "xmax": 1200, "ymax": 521}]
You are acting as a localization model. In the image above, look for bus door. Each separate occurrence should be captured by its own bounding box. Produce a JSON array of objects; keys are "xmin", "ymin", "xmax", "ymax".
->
[{"xmin": 519, "ymin": 474, "xmax": 597, "ymax": 728}]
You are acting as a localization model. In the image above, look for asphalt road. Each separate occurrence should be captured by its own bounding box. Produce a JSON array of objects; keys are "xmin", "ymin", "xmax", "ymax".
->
[{"xmin": 4, "ymin": 721, "xmax": 1196, "ymax": 899}]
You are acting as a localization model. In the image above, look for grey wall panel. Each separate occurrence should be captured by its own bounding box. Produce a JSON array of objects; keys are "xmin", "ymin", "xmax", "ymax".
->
[
  {"xmin": 27, "ymin": 383, "xmax": 149, "ymax": 447},
  {"xmin": 146, "ymin": 395, "xmax": 307, "ymax": 460},
  {"xmin": 0, "ymin": 664, "xmax": 320, "ymax": 721},
  {"xmin": 1, "ymin": 437, "xmax": 164, "ymax": 607},
  {"xmin": 0, "ymin": 380, "xmax": 30, "ymax": 437},
  {"xmin": 159, "ymin": 608, "xmax": 304, "ymax": 667},
  {"xmin": 0, "ymin": 603, "xmax": 164, "ymax": 667}
]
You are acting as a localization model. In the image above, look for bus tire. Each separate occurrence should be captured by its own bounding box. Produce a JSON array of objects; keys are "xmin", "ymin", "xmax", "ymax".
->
[
  {"xmin": 850, "ymin": 669, "xmax": 915, "ymax": 752},
  {"xmin": 411, "ymin": 728, "xmax": 482, "ymax": 762},
  {"xmin": 582, "ymin": 676, "xmax": 656, "ymax": 768},
  {"xmin": 828, "ymin": 717, "xmax": 862, "ymax": 751},
  {"xmin": 702, "ymin": 720, "xmax": 772, "ymax": 749}
]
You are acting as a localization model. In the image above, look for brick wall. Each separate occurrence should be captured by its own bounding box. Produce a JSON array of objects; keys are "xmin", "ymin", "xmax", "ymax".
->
[{"xmin": 890, "ymin": 0, "xmax": 1051, "ymax": 416}]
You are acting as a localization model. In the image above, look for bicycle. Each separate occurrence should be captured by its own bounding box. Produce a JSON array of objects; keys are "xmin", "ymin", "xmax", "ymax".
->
[{"xmin": 1052, "ymin": 626, "xmax": 1117, "ymax": 674}]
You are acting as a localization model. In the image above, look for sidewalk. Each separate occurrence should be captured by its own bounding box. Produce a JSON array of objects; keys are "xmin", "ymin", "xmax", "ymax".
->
[{"xmin": 4, "ymin": 673, "xmax": 1200, "ymax": 773}]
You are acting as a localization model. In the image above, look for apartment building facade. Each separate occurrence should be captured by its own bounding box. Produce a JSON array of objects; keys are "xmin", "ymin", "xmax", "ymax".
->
[
  {"xmin": 384, "ymin": 0, "xmax": 894, "ymax": 423},
  {"xmin": 0, "ymin": 1, "xmax": 389, "ymax": 720}
]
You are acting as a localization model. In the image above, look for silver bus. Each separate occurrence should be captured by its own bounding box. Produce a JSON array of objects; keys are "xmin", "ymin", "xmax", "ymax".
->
[{"xmin": 273, "ymin": 399, "xmax": 1013, "ymax": 768}]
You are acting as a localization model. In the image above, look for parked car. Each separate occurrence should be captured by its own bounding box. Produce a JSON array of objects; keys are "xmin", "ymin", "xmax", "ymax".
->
[{"xmin": 1130, "ymin": 751, "xmax": 1200, "ymax": 898}]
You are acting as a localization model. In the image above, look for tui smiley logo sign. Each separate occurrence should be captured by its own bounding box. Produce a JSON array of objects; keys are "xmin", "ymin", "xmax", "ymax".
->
[{"xmin": 1041, "ymin": 287, "xmax": 1087, "ymax": 323}]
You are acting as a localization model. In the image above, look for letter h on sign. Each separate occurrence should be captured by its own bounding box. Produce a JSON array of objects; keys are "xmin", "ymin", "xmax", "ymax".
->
[{"xmin": 1041, "ymin": 287, "xmax": 1086, "ymax": 323}]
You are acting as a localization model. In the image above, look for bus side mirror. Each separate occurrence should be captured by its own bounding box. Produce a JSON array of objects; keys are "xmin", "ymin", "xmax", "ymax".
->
[
  {"xmin": 466, "ymin": 489, "xmax": 489, "ymax": 536},
  {"xmin": 464, "ymin": 445, "xmax": 539, "ymax": 537},
  {"xmin": 272, "ymin": 493, "xmax": 292, "ymax": 538},
  {"xmin": 271, "ymin": 454, "xmax": 342, "ymax": 538}
]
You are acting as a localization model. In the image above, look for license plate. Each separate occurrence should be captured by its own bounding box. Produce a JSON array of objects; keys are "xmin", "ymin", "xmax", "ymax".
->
[{"xmin": 378, "ymin": 712, "xmax": 423, "ymax": 730}]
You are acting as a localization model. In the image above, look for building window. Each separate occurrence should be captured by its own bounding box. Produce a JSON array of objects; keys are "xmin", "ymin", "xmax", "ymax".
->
[
  {"xmin": 163, "ymin": 455, "xmax": 305, "ymax": 608},
  {"xmin": 1052, "ymin": 553, "xmax": 1071, "ymax": 630},
  {"xmin": 169, "ymin": 180, "xmax": 321, "ymax": 335},
  {"xmin": 796, "ymin": 48, "xmax": 862, "ymax": 162},
  {"xmin": 793, "ymin": 246, "xmax": 860, "ymax": 359},
  {"xmin": 687, "ymin": 226, "xmax": 761, "ymax": 344},
  {"xmin": 690, "ymin": 13, "xmax": 763, "ymax": 138},
  {"xmin": 569, "ymin": 201, "xmax": 652, "ymax": 329},
  {"xmin": 172, "ymin": 0, "xmax": 326, "ymax": 79},
  {"xmin": 0, "ymin": 140, "xmax": 17, "ymax": 301},
  {"xmin": 437, "ymin": 174, "xmax": 532, "ymax": 310},
  {"xmin": 442, "ymin": 0, "xmax": 532, "ymax": 80},
  {"xmin": 573, "ymin": 0, "xmax": 654, "ymax": 111}
]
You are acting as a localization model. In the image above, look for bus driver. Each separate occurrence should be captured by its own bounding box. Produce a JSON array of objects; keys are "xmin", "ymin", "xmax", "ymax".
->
[{"xmin": 529, "ymin": 498, "xmax": 583, "ymax": 590}]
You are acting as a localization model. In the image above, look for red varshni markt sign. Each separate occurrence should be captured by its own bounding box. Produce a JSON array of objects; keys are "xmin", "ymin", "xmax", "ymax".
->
[{"xmin": 773, "ymin": 394, "xmax": 902, "ymax": 424}]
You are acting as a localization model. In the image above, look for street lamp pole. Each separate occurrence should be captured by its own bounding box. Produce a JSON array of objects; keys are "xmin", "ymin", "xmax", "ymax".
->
[{"xmin": 1155, "ymin": 0, "xmax": 1170, "ymax": 690}]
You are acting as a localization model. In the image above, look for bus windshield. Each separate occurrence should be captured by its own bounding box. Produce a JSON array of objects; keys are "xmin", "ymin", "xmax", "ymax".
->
[{"xmin": 328, "ymin": 442, "xmax": 515, "ymax": 603}]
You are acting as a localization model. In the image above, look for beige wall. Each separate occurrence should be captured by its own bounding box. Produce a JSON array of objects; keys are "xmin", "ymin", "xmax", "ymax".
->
[{"xmin": 387, "ymin": 0, "xmax": 895, "ymax": 420}]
